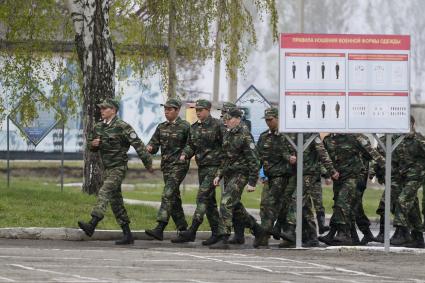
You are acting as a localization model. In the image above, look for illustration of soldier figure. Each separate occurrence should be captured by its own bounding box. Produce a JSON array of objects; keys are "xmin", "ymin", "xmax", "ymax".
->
[
  {"xmin": 292, "ymin": 62, "xmax": 296, "ymax": 79},
  {"xmin": 306, "ymin": 62, "xmax": 311, "ymax": 79},
  {"xmin": 292, "ymin": 101, "xmax": 296, "ymax": 118},
  {"xmin": 307, "ymin": 101, "xmax": 311, "ymax": 118},
  {"xmin": 321, "ymin": 62, "xmax": 325, "ymax": 79},
  {"xmin": 335, "ymin": 62, "xmax": 340, "ymax": 79},
  {"xmin": 335, "ymin": 101, "xmax": 340, "ymax": 118},
  {"xmin": 321, "ymin": 101, "xmax": 326, "ymax": 119}
]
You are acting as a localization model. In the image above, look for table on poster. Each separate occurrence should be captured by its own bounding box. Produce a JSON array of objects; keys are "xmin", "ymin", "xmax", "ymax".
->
[{"xmin": 279, "ymin": 33, "xmax": 410, "ymax": 133}]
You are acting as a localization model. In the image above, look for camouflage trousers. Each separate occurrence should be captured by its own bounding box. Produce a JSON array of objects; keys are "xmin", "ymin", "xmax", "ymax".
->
[
  {"xmin": 276, "ymin": 175, "xmax": 297, "ymax": 231},
  {"xmin": 351, "ymin": 174, "xmax": 371, "ymax": 232},
  {"xmin": 192, "ymin": 166, "xmax": 220, "ymax": 229},
  {"xmin": 260, "ymin": 176, "xmax": 290, "ymax": 234},
  {"xmin": 329, "ymin": 177, "xmax": 356, "ymax": 226},
  {"xmin": 156, "ymin": 165, "xmax": 189, "ymax": 230},
  {"xmin": 286, "ymin": 174, "xmax": 317, "ymax": 237},
  {"xmin": 376, "ymin": 178, "xmax": 402, "ymax": 217},
  {"xmin": 310, "ymin": 174, "xmax": 325, "ymax": 215},
  {"xmin": 393, "ymin": 173, "xmax": 423, "ymax": 232},
  {"xmin": 217, "ymin": 173, "xmax": 258, "ymax": 236},
  {"xmin": 91, "ymin": 165, "xmax": 130, "ymax": 226},
  {"xmin": 422, "ymin": 181, "xmax": 425, "ymax": 220}
]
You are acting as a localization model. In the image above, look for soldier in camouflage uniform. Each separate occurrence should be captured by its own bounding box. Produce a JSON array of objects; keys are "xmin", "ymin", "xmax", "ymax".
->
[
  {"xmin": 210, "ymin": 108, "xmax": 264, "ymax": 249},
  {"xmin": 281, "ymin": 133, "xmax": 339, "ymax": 247},
  {"xmin": 391, "ymin": 116, "xmax": 425, "ymax": 248},
  {"xmin": 310, "ymin": 165, "xmax": 330, "ymax": 234},
  {"xmin": 145, "ymin": 98, "xmax": 190, "ymax": 241},
  {"xmin": 320, "ymin": 134, "xmax": 385, "ymax": 246},
  {"xmin": 350, "ymin": 135, "xmax": 376, "ymax": 245},
  {"xmin": 256, "ymin": 108, "xmax": 296, "ymax": 247},
  {"xmin": 78, "ymin": 98, "xmax": 153, "ymax": 245},
  {"xmin": 171, "ymin": 99, "xmax": 222, "ymax": 245}
]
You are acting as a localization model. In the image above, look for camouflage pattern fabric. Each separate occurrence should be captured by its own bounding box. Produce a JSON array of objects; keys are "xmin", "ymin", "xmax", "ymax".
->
[
  {"xmin": 88, "ymin": 116, "xmax": 152, "ymax": 225},
  {"xmin": 323, "ymin": 134, "xmax": 384, "ymax": 226},
  {"xmin": 88, "ymin": 116, "xmax": 152, "ymax": 169},
  {"xmin": 216, "ymin": 123, "xmax": 260, "ymax": 236},
  {"xmin": 91, "ymin": 166, "xmax": 129, "ymax": 225},
  {"xmin": 183, "ymin": 115, "xmax": 222, "ymax": 229},
  {"xmin": 393, "ymin": 132, "xmax": 425, "ymax": 232},
  {"xmin": 310, "ymin": 173, "xmax": 325, "ymax": 215},
  {"xmin": 148, "ymin": 116, "xmax": 190, "ymax": 229}
]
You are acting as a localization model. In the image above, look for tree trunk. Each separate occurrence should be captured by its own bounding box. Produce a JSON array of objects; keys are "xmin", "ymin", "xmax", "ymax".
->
[
  {"xmin": 167, "ymin": 0, "xmax": 177, "ymax": 98},
  {"xmin": 227, "ymin": 0, "xmax": 239, "ymax": 103},
  {"xmin": 212, "ymin": 1, "xmax": 224, "ymax": 104},
  {"xmin": 67, "ymin": 0, "xmax": 115, "ymax": 194}
]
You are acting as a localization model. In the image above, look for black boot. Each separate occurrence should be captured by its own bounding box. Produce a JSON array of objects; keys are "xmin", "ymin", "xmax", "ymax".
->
[
  {"xmin": 302, "ymin": 229, "xmax": 320, "ymax": 247},
  {"xmin": 145, "ymin": 221, "xmax": 167, "ymax": 241},
  {"xmin": 317, "ymin": 211, "xmax": 330, "ymax": 234},
  {"xmin": 252, "ymin": 223, "xmax": 268, "ymax": 248},
  {"xmin": 209, "ymin": 234, "xmax": 230, "ymax": 249},
  {"xmin": 375, "ymin": 215, "xmax": 385, "ymax": 243},
  {"xmin": 202, "ymin": 225, "xmax": 219, "ymax": 246},
  {"xmin": 228, "ymin": 220, "xmax": 245, "ymax": 245},
  {"xmin": 350, "ymin": 225, "xmax": 360, "ymax": 246},
  {"xmin": 115, "ymin": 223, "xmax": 134, "ymax": 245},
  {"xmin": 359, "ymin": 227, "xmax": 375, "ymax": 245},
  {"xmin": 171, "ymin": 220, "xmax": 201, "ymax": 243},
  {"xmin": 278, "ymin": 239, "xmax": 295, "ymax": 248},
  {"xmin": 78, "ymin": 215, "xmax": 102, "ymax": 237},
  {"xmin": 405, "ymin": 230, "xmax": 425, "ymax": 249},
  {"xmin": 318, "ymin": 225, "xmax": 337, "ymax": 245},
  {"xmin": 271, "ymin": 222, "xmax": 281, "ymax": 240},
  {"xmin": 390, "ymin": 226, "xmax": 411, "ymax": 246},
  {"xmin": 333, "ymin": 224, "xmax": 352, "ymax": 246},
  {"xmin": 281, "ymin": 224, "xmax": 296, "ymax": 243}
]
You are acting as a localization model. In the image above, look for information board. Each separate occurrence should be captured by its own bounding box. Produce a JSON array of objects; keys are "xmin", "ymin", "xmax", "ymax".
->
[
  {"xmin": 9, "ymin": 97, "xmax": 62, "ymax": 146},
  {"xmin": 279, "ymin": 33, "xmax": 410, "ymax": 133}
]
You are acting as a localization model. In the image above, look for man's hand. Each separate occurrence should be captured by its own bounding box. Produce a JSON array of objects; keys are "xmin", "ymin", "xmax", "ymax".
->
[
  {"xmin": 91, "ymin": 138, "xmax": 101, "ymax": 147},
  {"xmin": 325, "ymin": 178, "xmax": 332, "ymax": 185},
  {"xmin": 246, "ymin": 185, "xmax": 256, "ymax": 192},
  {"xmin": 289, "ymin": 155, "xmax": 297, "ymax": 165},
  {"xmin": 146, "ymin": 145, "xmax": 153, "ymax": 153},
  {"xmin": 179, "ymin": 154, "xmax": 186, "ymax": 161},
  {"xmin": 213, "ymin": 177, "xmax": 220, "ymax": 187},
  {"xmin": 332, "ymin": 171, "xmax": 340, "ymax": 180}
]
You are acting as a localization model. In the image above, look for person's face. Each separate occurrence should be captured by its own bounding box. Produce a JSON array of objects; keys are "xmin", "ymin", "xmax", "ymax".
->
[
  {"xmin": 100, "ymin": 107, "xmax": 116, "ymax": 120},
  {"xmin": 164, "ymin": 106, "xmax": 179, "ymax": 121},
  {"xmin": 265, "ymin": 117, "xmax": 278, "ymax": 131},
  {"xmin": 196, "ymin": 108, "xmax": 210, "ymax": 121},
  {"xmin": 226, "ymin": 117, "xmax": 241, "ymax": 129}
]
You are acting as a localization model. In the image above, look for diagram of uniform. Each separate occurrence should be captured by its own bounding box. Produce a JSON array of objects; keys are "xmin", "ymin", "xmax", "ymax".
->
[
  {"xmin": 306, "ymin": 62, "xmax": 311, "ymax": 79},
  {"xmin": 292, "ymin": 62, "xmax": 296, "ymax": 79},
  {"xmin": 307, "ymin": 101, "xmax": 311, "ymax": 118},
  {"xmin": 335, "ymin": 63, "xmax": 340, "ymax": 79},
  {"xmin": 374, "ymin": 65, "xmax": 385, "ymax": 83},
  {"xmin": 335, "ymin": 101, "xmax": 340, "ymax": 118},
  {"xmin": 354, "ymin": 64, "xmax": 365, "ymax": 83},
  {"xmin": 321, "ymin": 101, "xmax": 326, "ymax": 118},
  {"xmin": 321, "ymin": 62, "xmax": 325, "ymax": 79},
  {"xmin": 292, "ymin": 101, "xmax": 296, "ymax": 118}
]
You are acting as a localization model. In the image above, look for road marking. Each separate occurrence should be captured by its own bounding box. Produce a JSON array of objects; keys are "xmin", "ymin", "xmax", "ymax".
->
[
  {"xmin": 314, "ymin": 275, "xmax": 362, "ymax": 283},
  {"xmin": 9, "ymin": 264, "xmax": 107, "ymax": 282},
  {"xmin": 0, "ymin": 276, "xmax": 15, "ymax": 282}
]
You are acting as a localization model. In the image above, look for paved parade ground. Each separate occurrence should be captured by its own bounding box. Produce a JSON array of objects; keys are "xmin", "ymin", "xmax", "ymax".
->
[{"xmin": 1, "ymin": 238, "xmax": 425, "ymax": 283}]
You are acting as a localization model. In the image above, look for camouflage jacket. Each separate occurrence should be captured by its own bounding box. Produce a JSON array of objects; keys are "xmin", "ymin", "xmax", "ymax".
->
[
  {"xmin": 217, "ymin": 123, "xmax": 260, "ymax": 187},
  {"xmin": 183, "ymin": 115, "xmax": 223, "ymax": 167},
  {"xmin": 374, "ymin": 135, "xmax": 403, "ymax": 184},
  {"xmin": 397, "ymin": 131, "xmax": 425, "ymax": 176},
  {"xmin": 148, "ymin": 116, "xmax": 190, "ymax": 170},
  {"xmin": 323, "ymin": 134, "xmax": 384, "ymax": 180},
  {"xmin": 301, "ymin": 133, "xmax": 336, "ymax": 176},
  {"xmin": 88, "ymin": 116, "xmax": 152, "ymax": 169},
  {"xmin": 257, "ymin": 129, "xmax": 294, "ymax": 178}
]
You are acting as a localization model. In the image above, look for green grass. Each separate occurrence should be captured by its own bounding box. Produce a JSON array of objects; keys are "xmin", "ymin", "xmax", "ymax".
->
[{"xmin": 0, "ymin": 176, "xmax": 205, "ymax": 230}]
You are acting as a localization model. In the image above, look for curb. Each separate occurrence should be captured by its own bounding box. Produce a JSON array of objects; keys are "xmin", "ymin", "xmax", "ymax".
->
[{"xmin": 0, "ymin": 228, "xmax": 212, "ymax": 241}]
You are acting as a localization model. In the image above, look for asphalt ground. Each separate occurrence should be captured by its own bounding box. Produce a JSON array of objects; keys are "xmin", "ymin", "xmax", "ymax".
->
[{"xmin": 1, "ymin": 238, "xmax": 425, "ymax": 283}]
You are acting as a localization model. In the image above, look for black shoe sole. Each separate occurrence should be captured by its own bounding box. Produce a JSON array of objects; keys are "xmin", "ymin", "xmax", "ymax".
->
[
  {"xmin": 145, "ymin": 230, "xmax": 163, "ymax": 241},
  {"xmin": 78, "ymin": 222, "xmax": 94, "ymax": 237}
]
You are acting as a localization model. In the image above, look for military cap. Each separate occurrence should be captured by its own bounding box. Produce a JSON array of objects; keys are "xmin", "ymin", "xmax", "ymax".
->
[
  {"xmin": 263, "ymin": 108, "xmax": 278, "ymax": 119},
  {"xmin": 218, "ymin": 102, "xmax": 236, "ymax": 112},
  {"xmin": 223, "ymin": 107, "xmax": 243, "ymax": 120},
  {"xmin": 97, "ymin": 98, "xmax": 120, "ymax": 110},
  {"xmin": 161, "ymin": 97, "xmax": 182, "ymax": 108},
  {"xmin": 194, "ymin": 99, "xmax": 212, "ymax": 109}
]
